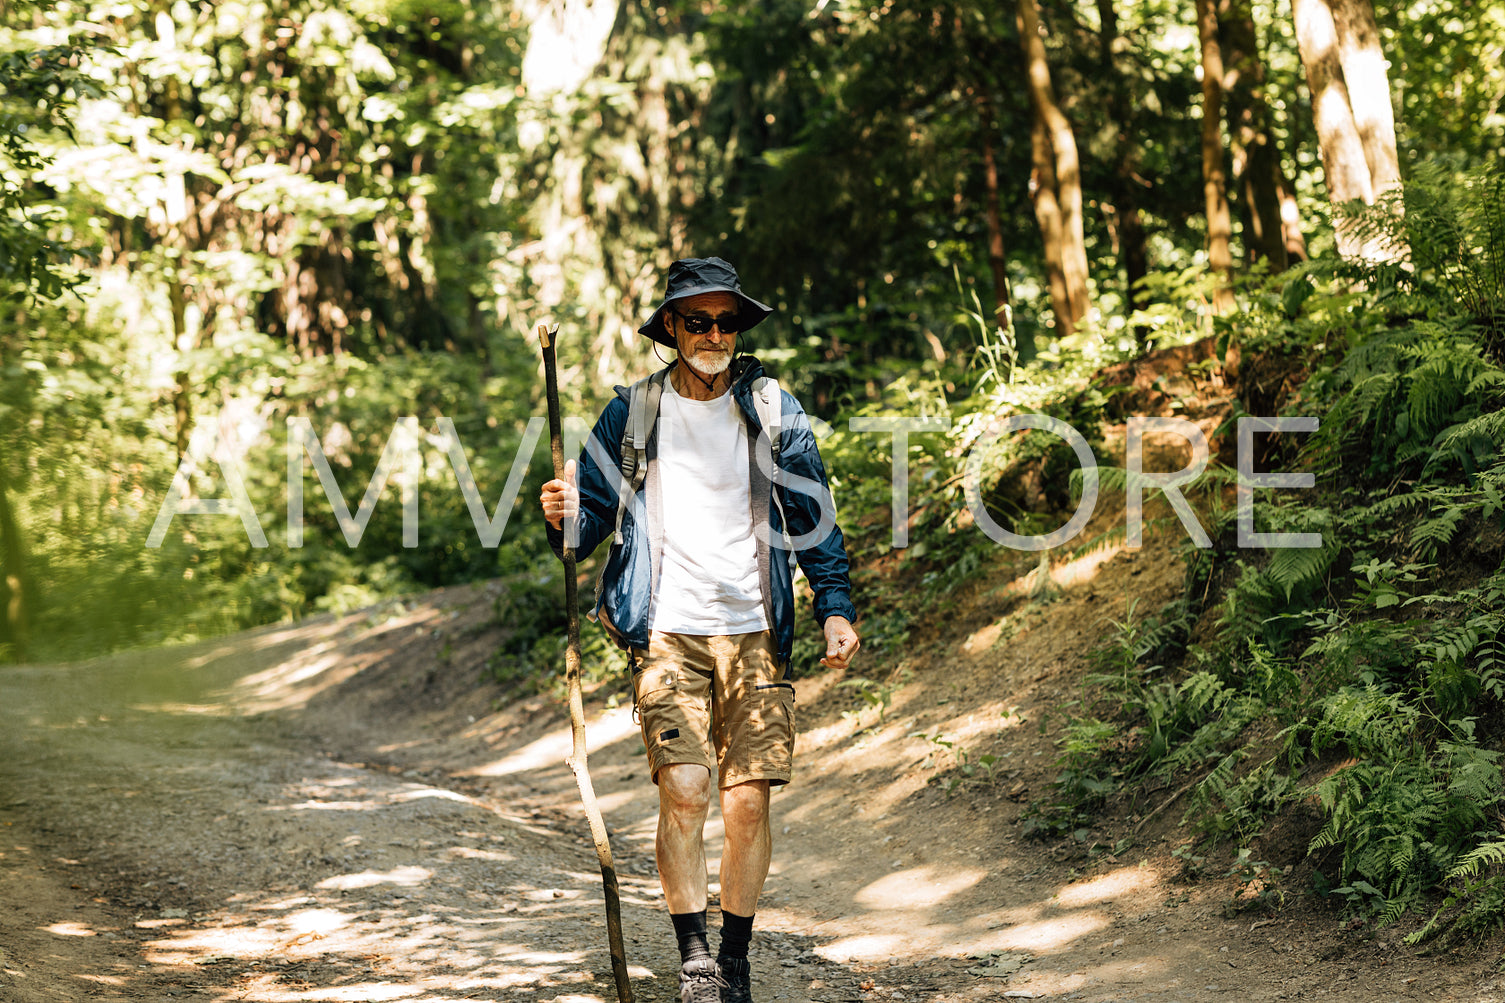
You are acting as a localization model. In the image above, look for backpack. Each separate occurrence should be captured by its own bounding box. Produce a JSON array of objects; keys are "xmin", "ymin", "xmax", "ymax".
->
[{"xmin": 611, "ymin": 367, "xmax": 784, "ymax": 544}]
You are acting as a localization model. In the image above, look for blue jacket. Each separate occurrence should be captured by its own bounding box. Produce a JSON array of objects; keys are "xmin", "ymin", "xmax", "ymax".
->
[{"xmin": 547, "ymin": 357, "xmax": 857, "ymax": 672}]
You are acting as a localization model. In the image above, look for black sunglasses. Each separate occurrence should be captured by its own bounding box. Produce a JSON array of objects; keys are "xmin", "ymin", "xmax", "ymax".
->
[{"xmin": 672, "ymin": 307, "xmax": 742, "ymax": 336}]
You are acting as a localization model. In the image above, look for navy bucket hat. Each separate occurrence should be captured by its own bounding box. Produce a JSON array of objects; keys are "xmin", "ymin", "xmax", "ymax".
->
[{"xmin": 637, "ymin": 256, "xmax": 773, "ymax": 349}]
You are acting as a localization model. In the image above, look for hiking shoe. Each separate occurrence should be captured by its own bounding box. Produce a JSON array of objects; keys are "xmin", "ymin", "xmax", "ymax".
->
[
  {"xmin": 719, "ymin": 956, "xmax": 753, "ymax": 1003},
  {"xmin": 679, "ymin": 957, "xmax": 728, "ymax": 1003}
]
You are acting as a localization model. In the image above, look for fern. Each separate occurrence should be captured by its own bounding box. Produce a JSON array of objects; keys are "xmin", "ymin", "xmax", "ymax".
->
[
  {"xmin": 1038, "ymin": 169, "xmax": 1505, "ymax": 941},
  {"xmin": 1407, "ymin": 350, "xmax": 1470, "ymax": 433},
  {"xmin": 1264, "ymin": 545, "xmax": 1335, "ymax": 601},
  {"xmin": 1302, "ymin": 738, "xmax": 1503, "ymax": 926},
  {"xmin": 1411, "ymin": 505, "xmax": 1468, "ymax": 561},
  {"xmin": 1309, "ymin": 315, "xmax": 1504, "ymax": 485},
  {"xmin": 1191, "ymin": 760, "xmax": 1291, "ymax": 841},
  {"xmin": 1434, "ymin": 406, "xmax": 1505, "ymax": 457},
  {"xmin": 1447, "ymin": 839, "xmax": 1505, "ymax": 882},
  {"xmin": 1337, "ymin": 160, "xmax": 1505, "ymax": 358}
]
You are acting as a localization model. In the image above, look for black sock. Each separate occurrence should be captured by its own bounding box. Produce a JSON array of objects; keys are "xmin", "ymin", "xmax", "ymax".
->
[
  {"xmin": 718, "ymin": 910, "xmax": 755, "ymax": 962},
  {"xmin": 671, "ymin": 910, "xmax": 711, "ymax": 964}
]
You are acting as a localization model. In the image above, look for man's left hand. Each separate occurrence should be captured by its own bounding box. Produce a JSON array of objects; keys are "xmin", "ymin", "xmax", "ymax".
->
[{"xmin": 820, "ymin": 615, "xmax": 860, "ymax": 672}]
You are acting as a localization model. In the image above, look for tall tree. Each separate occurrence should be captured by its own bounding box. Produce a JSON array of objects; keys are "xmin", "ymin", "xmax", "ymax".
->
[
  {"xmin": 1220, "ymin": 0, "xmax": 1306, "ymax": 268},
  {"xmin": 959, "ymin": 6, "xmax": 1031, "ymax": 365},
  {"xmin": 976, "ymin": 89, "xmax": 1021, "ymax": 364},
  {"xmin": 1290, "ymin": 0, "xmax": 1403, "ymax": 260},
  {"xmin": 1093, "ymin": 0, "xmax": 1152, "ymax": 342},
  {"xmin": 1196, "ymin": 0, "xmax": 1236, "ymax": 313},
  {"xmin": 1016, "ymin": 0, "xmax": 1090, "ymax": 337}
]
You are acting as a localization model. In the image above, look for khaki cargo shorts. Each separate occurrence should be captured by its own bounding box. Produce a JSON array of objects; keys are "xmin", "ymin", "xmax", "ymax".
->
[{"xmin": 630, "ymin": 630, "xmax": 794, "ymax": 789}]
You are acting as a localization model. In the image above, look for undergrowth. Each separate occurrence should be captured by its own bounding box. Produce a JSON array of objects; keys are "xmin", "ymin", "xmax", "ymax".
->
[{"xmin": 1029, "ymin": 162, "xmax": 1505, "ymax": 946}]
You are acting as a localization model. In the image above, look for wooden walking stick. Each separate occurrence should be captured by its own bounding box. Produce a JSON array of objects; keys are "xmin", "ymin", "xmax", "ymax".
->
[{"xmin": 538, "ymin": 323, "xmax": 634, "ymax": 1003}]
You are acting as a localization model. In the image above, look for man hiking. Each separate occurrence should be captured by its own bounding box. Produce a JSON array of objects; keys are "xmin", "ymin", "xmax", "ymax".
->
[{"xmin": 539, "ymin": 256, "xmax": 860, "ymax": 1003}]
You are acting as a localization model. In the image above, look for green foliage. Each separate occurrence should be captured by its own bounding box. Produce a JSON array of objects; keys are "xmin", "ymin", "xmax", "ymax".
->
[
  {"xmin": 1341, "ymin": 160, "xmax": 1505, "ymax": 358},
  {"xmin": 839, "ymin": 669, "xmax": 911, "ymax": 724},
  {"xmin": 1192, "ymin": 758, "xmax": 1293, "ymax": 844},
  {"xmin": 1034, "ymin": 167, "xmax": 1505, "ymax": 941},
  {"xmin": 1224, "ymin": 848, "xmax": 1286, "ymax": 914},
  {"xmin": 1306, "ymin": 743, "xmax": 1502, "ymax": 922},
  {"xmin": 912, "ymin": 729, "xmax": 1002, "ymax": 796},
  {"xmin": 486, "ymin": 570, "xmax": 629, "ymax": 694},
  {"xmin": 0, "ymin": 13, "xmax": 98, "ymax": 300}
]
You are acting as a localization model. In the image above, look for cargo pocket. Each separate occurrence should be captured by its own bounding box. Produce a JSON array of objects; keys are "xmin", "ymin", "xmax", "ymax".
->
[
  {"xmin": 633, "ymin": 663, "xmax": 680, "ymax": 742},
  {"xmin": 755, "ymin": 680, "xmax": 794, "ymax": 718},
  {"xmin": 751, "ymin": 680, "xmax": 795, "ymax": 766}
]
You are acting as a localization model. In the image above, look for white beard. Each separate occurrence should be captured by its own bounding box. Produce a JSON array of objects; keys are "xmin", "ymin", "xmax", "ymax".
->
[{"xmin": 685, "ymin": 348, "xmax": 732, "ymax": 376}]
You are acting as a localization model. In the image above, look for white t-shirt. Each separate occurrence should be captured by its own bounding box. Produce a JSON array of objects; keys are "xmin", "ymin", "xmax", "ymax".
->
[{"xmin": 650, "ymin": 379, "xmax": 769, "ymax": 635}]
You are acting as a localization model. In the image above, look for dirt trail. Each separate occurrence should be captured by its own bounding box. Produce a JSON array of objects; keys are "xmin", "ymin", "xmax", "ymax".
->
[{"xmin": 2, "ymin": 533, "xmax": 1502, "ymax": 1002}]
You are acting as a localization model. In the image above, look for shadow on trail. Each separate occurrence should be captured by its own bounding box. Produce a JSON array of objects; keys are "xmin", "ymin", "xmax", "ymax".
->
[{"xmin": 2, "ymin": 574, "xmax": 1403, "ymax": 1003}]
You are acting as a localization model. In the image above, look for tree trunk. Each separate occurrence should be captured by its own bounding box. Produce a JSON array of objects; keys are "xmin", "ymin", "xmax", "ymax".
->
[
  {"xmin": 1016, "ymin": 0, "xmax": 1090, "ymax": 337},
  {"xmin": 1221, "ymin": 1, "xmax": 1299, "ymax": 268},
  {"xmin": 1277, "ymin": 174, "xmax": 1309, "ymax": 262},
  {"xmin": 976, "ymin": 90, "xmax": 1032, "ymax": 365},
  {"xmin": 1328, "ymin": 0, "xmax": 1401, "ymax": 198},
  {"xmin": 1095, "ymin": 0, "xmax": 1152, "ymax": 345},
  {"xmin": 1291, "ymin": 0, "xmax": 1402, "ymax": 260},
  {"xmin": 1196, "ymin": 0, "xmax": 1237, "ymax": 315},
  {"xmin": 1119, "ymin": 185, "xmax": 1150, "ymax": 337},
  {"xmin": 0, "ymin": 444, "xmax": 30, "ymax": 662},
  {"xmin": 1029, "ymin": 112, "xmax": 1073, "ymax": 340}
]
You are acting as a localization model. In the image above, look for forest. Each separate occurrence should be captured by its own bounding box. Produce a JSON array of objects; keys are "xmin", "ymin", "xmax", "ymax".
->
[{"xmin": 3, "ymin": 0, "xmax": 1505, "ymax": 950}]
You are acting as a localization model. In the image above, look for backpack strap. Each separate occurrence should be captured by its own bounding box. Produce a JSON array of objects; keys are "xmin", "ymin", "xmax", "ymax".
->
[
  {"xmin": 753, "ymin": 376, "xmax": 782, "ymax": 465},
  {"xmin": 752, "ymin": 376, "xmax": 798, "ymax": 579},
  {"xmin": 615, "ymin": 366, "xmax": 668, "ymax": 543}
]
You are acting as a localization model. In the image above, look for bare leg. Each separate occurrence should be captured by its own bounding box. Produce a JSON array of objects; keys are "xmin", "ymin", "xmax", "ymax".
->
[
  {"xmin": 656, "ymin": 763, "xmax": 714, "ymax": 913},
  {"xmin": 718, "ymin": 779, "xmax": 771, "ymax": 916}
]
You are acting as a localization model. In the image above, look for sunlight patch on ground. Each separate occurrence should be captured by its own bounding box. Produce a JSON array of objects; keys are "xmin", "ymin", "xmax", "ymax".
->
[
  {"xmin": 495, "ymin": 948, "xmax": 585, "ymax": 964},
  {"xmin": 145, "ymin": 906, "xmax": 361, "ymax": 965},
  {"xmin": 285, "ymin": 908, "xmax": 350, "ymax": 938},
  {"xmin": 44, "ymin": 921, "xmax": 97, "ymax": 936},
  {"xmin": 790, "ymin": 709, "xmax": 1021, "ymax": 826},
  {"xmin": 229, "ymin": 649, "xmax": 372, "ymax": 714},
  {"xmin": 317, "ymin": 866, "xmax": 433, "ymax": 891},
  {"xmin": 226, "ymin": 975, "xmax": 423, "ymax": 1001},
  {"xmin": 797, "ymin": 897, "xmax": 1112, "ymax": 963},
  {"xmin": 853, "ymin": 865, "xmax": 988, "ymax": 909},
  {"xmin": 523, "ymin": 888, "xmax": 584, "ymax": 903},
  {"xmin": 468, "ymin": 706, "xmax": 638, "ymax": 778},
  {"xmin": 1049, "ymin": 542, "xmax": 1125, "ymax": 590},
  {"xmin": 1053, "ymin": 865, "xmax": 1160, "ymax": 908},
  {"xmin": 250, "ymin": 894, "xmax": 319, "ymax": 911},
  {"xmin": 994, "ymin": 911, "xmax": 1113, "ymax": 951},
  {"xmin": 446, "ymin": 846, "xmax": 513, "ymax": 863},
  {"xmin": 188, "ymin": 616, "xmax": 343, "ymax": 668},
  {"xmin": 127, "ymin": 701, "xmax": 231, "ymax": 716},
  {"xmin": 589, "ymin": 789, "xmax": 638, "ymax": 814},
  {"xmin": 394, "ymin": 787, "xmax": 474, "ymax": 805},
  {"xmin": 277, "ymin": 799, "xmax": 382, "ymax": 811},
  {"xmin": 143, "ymin": 899, "xmax": 533, "ymax": 975},
  {"xmin": 813, "ymin": 931, "xmax": 930, "ymax": 962},
  {"xmin": 144, "ymin": 923, "xmax": 283, "ymax": 963}
]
